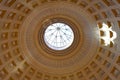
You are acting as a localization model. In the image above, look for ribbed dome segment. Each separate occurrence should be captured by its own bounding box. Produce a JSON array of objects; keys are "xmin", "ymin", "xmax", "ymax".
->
[{"xmin": 0, "ymin": 0, "xmax": 120, "ymax": 80}]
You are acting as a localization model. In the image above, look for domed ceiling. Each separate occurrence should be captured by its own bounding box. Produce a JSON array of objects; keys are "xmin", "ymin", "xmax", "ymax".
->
[{"xmin": 0, "ymin": 0, "xmax": 120, "ymax": 80}]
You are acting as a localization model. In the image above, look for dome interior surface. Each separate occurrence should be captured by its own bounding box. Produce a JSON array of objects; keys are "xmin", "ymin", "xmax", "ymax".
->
[{"xmin": 0, "ymin": 0, "xmax": 120, "ymax": 80}]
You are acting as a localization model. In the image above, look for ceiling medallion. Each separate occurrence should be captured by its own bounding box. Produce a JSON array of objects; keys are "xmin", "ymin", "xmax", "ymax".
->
[{"xmin": 38, "ymin": 17, "xmax": 80, "ymax": 56}]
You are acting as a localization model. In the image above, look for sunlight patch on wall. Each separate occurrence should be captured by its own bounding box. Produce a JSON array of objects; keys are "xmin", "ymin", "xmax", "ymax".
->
[{"xmin": 98, "ymin": 23, "xmax": 117, "ymax": 46}]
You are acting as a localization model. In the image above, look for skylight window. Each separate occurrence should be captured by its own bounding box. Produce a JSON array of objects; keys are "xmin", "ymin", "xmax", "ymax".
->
[{"xmin": 44, "ymin": 22, "xmax": 74, "ymax": 50}]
